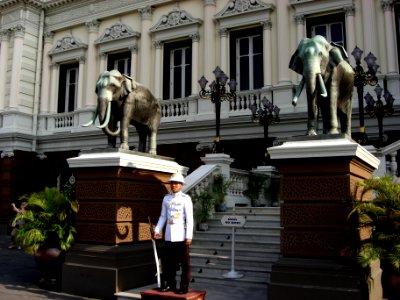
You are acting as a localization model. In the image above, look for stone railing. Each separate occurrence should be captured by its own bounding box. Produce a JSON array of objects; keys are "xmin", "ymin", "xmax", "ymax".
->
[
  {"xmin": 381, "ymin": 140, "xmax": 400, "ymax": 179},
  {"xmin": 38, "ymin": 88, "xmax": 263, "ymax": 132},
  {"xmin": 183, "ymin": 153, "xmax": 279, "ymax": 208}
]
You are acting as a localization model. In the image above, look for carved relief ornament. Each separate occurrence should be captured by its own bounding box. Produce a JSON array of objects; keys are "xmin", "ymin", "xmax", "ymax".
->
[
  {"xmin": 95, "ymin": 22, "xmax": 140, "ymax": 44},
  {"xmin": 150, "ymin": 7, "xmax": 202, "ymax": 32},
  {"xmin": 216, "ymin": 0, "xmax": 273, "ymax": 17},
  {"xmin": 48, "ymin": 35, "xmax": 87, "ymax": 55}
]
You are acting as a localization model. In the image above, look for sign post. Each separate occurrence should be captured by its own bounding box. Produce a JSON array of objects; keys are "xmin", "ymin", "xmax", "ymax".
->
[{"xmin": 221, "ymin": 209, "xmax": 246, "ymax": 279}]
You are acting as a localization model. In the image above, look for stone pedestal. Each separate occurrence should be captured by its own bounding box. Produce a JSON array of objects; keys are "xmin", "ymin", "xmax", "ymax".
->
[
  {"xmin": 141, "ymin": 289, "xmax": 206, "ymax": 299},
  {"xmin": 62, "ymin": 149, "xmax": 187, "ymax": 299},
  {"xmin": 267, "ymin": 136, "xmax": 382, "ymax": 300}
]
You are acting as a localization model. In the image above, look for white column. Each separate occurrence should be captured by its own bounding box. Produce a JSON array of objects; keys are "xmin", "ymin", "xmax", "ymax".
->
[
  {"xmin": 276, "ymin": 0, "xmax": 290, "ymax": 84},
  {"xmin": 361, "ymin": 0, "xmax": 378, "ymax": 56},
  {"xmin": 294, "ymin": 14, "xmax": 305, "ymax": 44},
  {"xmin": 77, "ymin": 56, "xmax": 85, "ymax": 109},
  {"xmin": 203, "ymin": 0, "xmax": 216, "ymax": 80},
  {"xmin": 382, "ymin": 0, "xmax": 398, "ymax": 74},
  {"xmin": 49, "ymin": 63, "xmax": 59, "ymax": 113},
  {"xmin": 190, "ymin": 33, "xmax": 200, "ymax": 95},
  {"xmin": 139, "ymin": 6, "xmax": 153, "ymax": 87},
  {"xmin": 99, "ymin": 52, "xmax": 106, "ymax": 73},
  {"xmin": 153, "ymin": 40, "xmax": 163, "ymax": 99},
  {"xmin": 219, "ymin": 28, "xmax": 228, "ymax": 72},
  {"xmin": 0, "ymin": 30, "xmax": 10, "ymax": 110},
  {"xmin": 293, "ymin": 15, "xmax": 305, "ymax": 83},
  {"xmin": 344, "ymin": 5, "xmax": 356, "ymax": 65},
  {"xmin": 8, "ymin": 25, "xmax": 25, "ymax": 109},
  {"xmin": 262, "ymin": 19, "xmax": 272, "ymax": 87},
  {"xmin": 129, "ymin": 41, "xmax": 138, "ymax": 79},
  {"xmin": 40, "ymin": 32, "xmax": 54, "ymax": 113},
  {"xmin": 84, "ymin": 20, "xmax": 100, "ymax": 107}
]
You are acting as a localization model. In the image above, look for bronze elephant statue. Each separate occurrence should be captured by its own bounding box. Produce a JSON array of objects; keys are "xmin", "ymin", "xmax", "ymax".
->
[
  {"xmin": 289, "ymin": 35, "xmax": 354, "ymax": 136},
  {"xmin": 83, "ymin": 70, "xmax": 161, "ymax": 155}
]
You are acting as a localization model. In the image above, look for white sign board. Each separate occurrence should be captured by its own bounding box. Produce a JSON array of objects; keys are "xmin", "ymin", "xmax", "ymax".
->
[{"xmin": 221, "ymin": 215, "xmax": 246, "ymax": 227}]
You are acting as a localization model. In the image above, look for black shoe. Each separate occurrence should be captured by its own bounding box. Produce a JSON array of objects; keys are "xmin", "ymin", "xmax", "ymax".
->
[
  {"xmin": 177, "ymin": 288, "xmax": 188, "ymax": 294},
  {"xmin": 161, "ymin": 286, "xmax": 175, "ymax": 292}
]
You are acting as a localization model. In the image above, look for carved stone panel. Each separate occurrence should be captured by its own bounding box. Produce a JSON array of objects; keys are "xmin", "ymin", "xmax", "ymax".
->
[
  {"xmin": 281, "ymin": 203, "xmax": 351, "ymax": 228},
  {"xmin": 281, "ymin": 230, "xmax": 349, "ymax": 256}
]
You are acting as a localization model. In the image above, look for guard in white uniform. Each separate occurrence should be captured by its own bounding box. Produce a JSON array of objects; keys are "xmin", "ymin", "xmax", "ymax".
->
[{"xmin": 154, "ymin": 173, "xmax": 193, "ymax": 294}]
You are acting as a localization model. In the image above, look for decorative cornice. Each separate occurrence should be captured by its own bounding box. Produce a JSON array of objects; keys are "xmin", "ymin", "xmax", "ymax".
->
[
  {"xmin": 0, "ymin": 29, "xmax": 11, "ymax": 41},
  {"xmin": 1, "ymin": 150, "xmax": 14, "ymax": 158},
  {"xmin": 190, "ymin": 32, "xmax": 200, "ymax": 42},
  {"xmin": 150, "ymin": 7, "xmax": 202, "ymax": 32},
  {"xmin": 86, "ymin": 19, "xmax": 101, "ymax": 33},
  {"xmin": 261, "ymin": 19, "xmax": 272, "ymax": 30},
  {"xmin": 215, "ymin": 0, "xmax": 274, "ymax": 19},
  {"xmin": 138, "ymin": 5, "xmax": 153, "ymax": 20},
  {"xmin": 218, "ymin": 27, "xmax": 228, "ymax": 37},
  {"xmin": 48, "ymin": 35, "xmax": 87, "ymax": 55},
  {"xmin": 294, "ymin": 14, "xmax": 305, "ymax": 25},
  {"xmin": 95, "ymin": 22, "xmax": 140, "ymax": 44},
  {"xmin": 381, "ymin": 0, "xmax": 393, "ymax": 12},
  {"xmin": 153, "ymin": 40, "xmax": 163, "ymax": 49},
  {"xmin": 203, "ymin": 0, "xmax": 216, "ymax": 6},
  {"xmin": 44, "ymin": 31, "xmax": 55, "ymax": 43},
  {"xmin": 343, "ymin": 5, "xmax": 355, "ymax": 16},
  {"xmin": 11, "ymin": 24, "xmax": 26, "ymax": 38}
]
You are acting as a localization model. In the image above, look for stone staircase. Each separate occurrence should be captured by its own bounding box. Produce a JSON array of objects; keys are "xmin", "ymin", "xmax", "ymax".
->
[{"xmin": 189, "ymin": 206, "xmax": 281, "ymax": 288}]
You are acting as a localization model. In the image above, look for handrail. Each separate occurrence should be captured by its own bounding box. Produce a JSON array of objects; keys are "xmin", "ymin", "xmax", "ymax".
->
[{"xmin": 183, "ymin": 164, "xmax": 219, "ymax": 194}]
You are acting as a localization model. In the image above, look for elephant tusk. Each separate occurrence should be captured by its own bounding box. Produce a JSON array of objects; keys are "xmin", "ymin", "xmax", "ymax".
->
[
  {"xmin": 82, "ymin": 119, "xmax": 93, "ymax": 127},
  {"xmin": 292, "ymin": 77, "xmax": 305, "ymax": 106},
  {"xmin": 317, "ymin": 73, "xmax": 328, "ymax": 97},
  {"xmin": 82, "ymin": 108, "xmax": 98, "ymax": 127},
  {"xmin": 97, "ymin": 101, "xmax": 112, "ymax": 129}
]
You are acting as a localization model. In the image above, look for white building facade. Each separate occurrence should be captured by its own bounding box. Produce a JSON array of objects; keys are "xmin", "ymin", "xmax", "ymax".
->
[{"xmin": 0, "ymin": 0, "xmax": 399, "ymax": 211}]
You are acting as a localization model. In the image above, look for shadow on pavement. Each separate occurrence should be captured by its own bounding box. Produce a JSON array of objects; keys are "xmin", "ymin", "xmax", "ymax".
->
[{"xmin": 0, "ymin": 234, "xmax": 97, "ymax": 300}]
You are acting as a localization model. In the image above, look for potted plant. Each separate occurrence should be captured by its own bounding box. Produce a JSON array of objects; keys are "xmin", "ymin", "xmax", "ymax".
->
[
  {"xmin": 190, "ymin": 189, "xmax": 214, "ymax": 231},
  {"xmin": 347, "ymin": 176, "xmax": 400, "ymax": 299},
  {"xmin": 211, "ymin": 174, "xmax": 230, "ymax": 212},
  {"xmin": 243, "ymin": 173, "xmax": 268, "ymax": 207},
  {"xmin": 12, "ymin": 186, "xmax": 79, "ymax": 289}
]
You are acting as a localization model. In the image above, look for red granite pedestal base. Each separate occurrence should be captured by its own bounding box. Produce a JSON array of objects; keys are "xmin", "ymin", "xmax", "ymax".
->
[
  {"xmin": 267, "ymin": 137, "xmax": 381, "ymax": 300},
  {"xmin": 141, "ymin": 289, "xmax": 206, "ymax": 300}
]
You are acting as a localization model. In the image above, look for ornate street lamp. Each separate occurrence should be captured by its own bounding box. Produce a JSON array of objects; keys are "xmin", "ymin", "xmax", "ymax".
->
[
  {"xmin": 351, "ymin": 46, "xmax": 379, "ymax": 144},
  {"xmin": 364, "ymin": 84, "xmax": 394, "ymax": 146},
  {"xmin": 250, "ymin": 96, "xmax": 280, "ymax": 162},
  {"xmin": 198, "ymin": 66, "xmax": 237, "ymax": 153}
]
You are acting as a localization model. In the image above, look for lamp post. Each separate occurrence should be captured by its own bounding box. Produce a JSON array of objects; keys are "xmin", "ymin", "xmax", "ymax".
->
[
  {"xmin": 351, "ymin": 46, "xmax": 379, "ymax": 144},
  {"xmin": 250, "ymin": 96, "xmax": 280, "ymax": 162},
  {"xmin": 198, "ymin": 66, "xmax": 237, "ymax": 153},
  {"xmin": 364, "ymin": 84, "xmax": 394, "ymax": 146}
]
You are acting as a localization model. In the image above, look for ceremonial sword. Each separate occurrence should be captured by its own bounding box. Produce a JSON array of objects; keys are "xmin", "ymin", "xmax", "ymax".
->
[{"xmin": 148, "ymin": 216, "xmax": 161, "ymax": 288}]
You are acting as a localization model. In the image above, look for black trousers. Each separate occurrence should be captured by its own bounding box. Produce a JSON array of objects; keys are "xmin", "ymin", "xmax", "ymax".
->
[{"xmin": 162, "ymin": 241, "xmax": 190, "ymax": 290}]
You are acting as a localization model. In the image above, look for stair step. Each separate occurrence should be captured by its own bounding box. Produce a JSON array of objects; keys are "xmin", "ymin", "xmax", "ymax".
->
[
  {"xmin": 188, "ymin": 206, "xmax": 280, "ymax": 288},
  {"xmin": 190, "ymin": 253, "xmax": 279, "ymax": 267},
  {"xmin": 190, "ymin": 273, "xmax": 269, "ymax": 289},
  {"xmin": 191, "ymin": 239, "xmax": 280, "ymax": 250},
  {"xmin": 193, "ymin": 231, "xmax": 280, "ymax": 242}
]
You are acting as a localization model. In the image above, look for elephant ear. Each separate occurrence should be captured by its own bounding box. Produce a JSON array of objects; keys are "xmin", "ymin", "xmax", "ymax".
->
[
  {"xmin": 121, "ymin": 74, "xmax": 134, "ymax": 97},
  {"xmin": 289, "ymin": 49, "xmax": 304, "ymax": 75},
  {"xmin": 330, "ymin": 42, "xmax": 349, "ymax": 59}
]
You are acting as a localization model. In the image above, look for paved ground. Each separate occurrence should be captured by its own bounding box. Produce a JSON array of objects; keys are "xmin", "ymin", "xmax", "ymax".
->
[{"xmin": 0, "ymin": 234, "xmax": 267, "ymax": 300}]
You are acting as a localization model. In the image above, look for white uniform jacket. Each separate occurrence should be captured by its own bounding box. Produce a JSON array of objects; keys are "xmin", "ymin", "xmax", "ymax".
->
[{"xmin": 155, "ymin": 191, "xmax": 193, "ymax": 242}]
